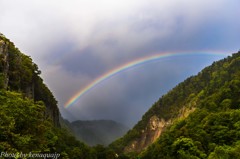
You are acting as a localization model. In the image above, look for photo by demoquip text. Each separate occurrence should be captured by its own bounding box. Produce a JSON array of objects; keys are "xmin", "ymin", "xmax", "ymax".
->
[{"xmin": 0, "ymin": 152, "xmax": 60, "ymax": 159}]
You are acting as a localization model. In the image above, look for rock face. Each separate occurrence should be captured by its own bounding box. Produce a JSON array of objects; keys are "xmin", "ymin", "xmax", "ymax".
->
[
  {"xmin": 0, "ymin": 34, "xmax": 60, "ymax": 127},
  {"xmin": 0, "ymin": 38, "xmax": 9, "ymax": 89},
  {"xmin": 124, "ymin": 116, "xmax": 171, "ymax": 152},
  {"xmin": 124, "ymin": 106, "xmax": 195, "ymax": 152}
]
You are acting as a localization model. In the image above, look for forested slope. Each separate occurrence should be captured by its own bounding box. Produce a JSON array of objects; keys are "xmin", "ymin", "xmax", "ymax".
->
[
  {"xmin": 0, "ymin": 34, "xmax": 116, "ymax": 159},
  {"xmin": 140, "ymin": 51, "xmax": 240, "ymax": 158},
  {"xmin": 0, "ymin": 34, "xmax": 59, "ymax": 126},
  {"xmin": 110, "ymin": 51, "xmax": 240, "ymax": 159},
  {"xmin": 2, "ymin": 33, "xmax": 240, "ymax": 158}
]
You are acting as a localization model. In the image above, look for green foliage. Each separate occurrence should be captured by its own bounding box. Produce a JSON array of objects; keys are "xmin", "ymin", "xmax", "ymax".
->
[
  {"xmin": 0, "ymin": 90, "xmax": 52, "ymax": 152},
  {"xmin": 140, "ymin": 109, "xmax": 240, "ymax": 159},
  {"xmin": 0, "ymin": 35, "xmax": 59, "ymax": 126},
  {"xmin": 0, "ymin": 35, "xmax": 102, "ymax": 158},
  {"xmin": 208, "ymin": 142, "xmax": 240, "ymax": 159},
  {"xmin": 111, "ymin": 51, "xmax": 240, "ymax": 158},
  {"xmin": 91, "ymin": 145, "xmax": 117, "ymax": 159},
  {"xmin": 2, "ymin": 35, "xmax": 240, "ymax": 158},
  {"xmin": 172, "ymin": 137, "xmax": 206, "ymax": 159},
  {"xmin": 0, "ymin": 90, "xmax": 99, "ymax": 158}
]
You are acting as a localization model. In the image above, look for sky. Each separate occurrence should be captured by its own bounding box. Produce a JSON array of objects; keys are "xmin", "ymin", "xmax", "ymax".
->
[{"xmin": 0, "ymin": 0, "xmax": 240, "ymax": 127}]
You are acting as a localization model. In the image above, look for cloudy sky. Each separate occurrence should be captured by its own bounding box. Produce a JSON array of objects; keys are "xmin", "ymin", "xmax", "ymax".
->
[{"xmin": 1, "ymin": 0, "xmax": 240, "ymax": 127}]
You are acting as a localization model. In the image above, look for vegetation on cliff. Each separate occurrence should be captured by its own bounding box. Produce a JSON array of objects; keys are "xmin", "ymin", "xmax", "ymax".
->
[
  {"xmin": 139, "ymin": 52, "xmax": 240, "ymax": 158},
  {"xmin": 110, "ymin": 51, "xmax": 240, "ymax": 158},
  {"xmin": 0, "ymin": 34, "xmax": 59, "ymax": 126},
  {"xmin": 2, "ymin": 33, "xmax": 240, "ymax": 158},
  {"xmin": 0, "ymin": 34, "xmax": 116, "ymax": 158}
]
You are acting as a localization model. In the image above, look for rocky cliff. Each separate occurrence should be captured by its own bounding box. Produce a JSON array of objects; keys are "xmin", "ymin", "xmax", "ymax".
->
[
  {"xmin": 123, "ymin": 106, "xmax": 195, "ymax": 152},
  {"xmin": 123, "ymin": 115, "xmax": 169, "ymax": 152},
  {"xmin": 110, "ymin": 52, "xmax": 228, "ymax": 154},
  {"xmin": 139, "ymin": 51, "xmax": 240, "ymax": 158},
  {"xmin": 0, "ymin": 34, "xmax": 60, "ymax": 126},
  {"xmin": 0, "ymin": 37, "xmax": 9, "ymax": 89}
]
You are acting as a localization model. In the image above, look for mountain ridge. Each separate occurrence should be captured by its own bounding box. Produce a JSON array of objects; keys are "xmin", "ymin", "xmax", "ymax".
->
[
  {"xmin": 2, "ymin": 33, "xmax": 240, "ymax": 158},
  {"xmin": 71, "ymin": 119, "xmax": 129, "ymax": 146},
  {"xmin": 0, "ymin": 33, "xmax": 100, "ymax": 158},
  {"xmin": 110, "ymin": 51, "xmax": 240, "ymax": 158}
]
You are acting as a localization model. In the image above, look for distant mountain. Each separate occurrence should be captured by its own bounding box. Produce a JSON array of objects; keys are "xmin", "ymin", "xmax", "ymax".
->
[
  {"xmin": 3, "ymin": 33, "xmax": 240, "ymax": 158},
  {"xmin": 71, "ymin": 120, "xmax": 129, "ymax": 146},
  {"xmin": 110, "ymin": 51, "xmax": 240, "ymax": 158}
]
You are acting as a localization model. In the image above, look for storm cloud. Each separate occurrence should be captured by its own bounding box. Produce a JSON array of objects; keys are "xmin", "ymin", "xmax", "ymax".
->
[{"xmin": 1, "ymin": 0, "xmax": 240, "ymax": 127}]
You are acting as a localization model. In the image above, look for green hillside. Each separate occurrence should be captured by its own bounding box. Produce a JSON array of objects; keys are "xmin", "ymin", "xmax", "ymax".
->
[
  {"xmin": 110, "ymin": 51, "xmax": 240, "ymax": 158},
  {"xmin": 0, "ymin": 34, "xmax": 60, "ymax": 126},
  {"xmin": 2, "ymin": 33, "xmax": 240, "ymax": 159},
  {"xmin": 0, "ymin": 34, "xmax": 115, "ymax": 159}
]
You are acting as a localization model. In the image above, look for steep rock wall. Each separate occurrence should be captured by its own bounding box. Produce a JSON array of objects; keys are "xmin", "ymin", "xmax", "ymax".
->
[
  {"xmin": 0, "ymin": 39, "xmax": 9, "ymax": 89},
  {"xmin": 0, "ymin": 34, "xmax": 60, "ymax": 127},
  {"xmin": 124, "ymin": 106, "xmax": 195, "ymax": 153}
]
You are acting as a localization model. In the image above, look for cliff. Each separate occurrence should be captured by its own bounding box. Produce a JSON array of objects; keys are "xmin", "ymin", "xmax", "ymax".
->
[
  {"xmin": 0, "ymin": 37, "xmax": 9, "ymax": 89},
  {"xmin": 0, "ymin": 34, "xmax": 60, "ymax": 126},
  {"xmin": 0, "ymin": 34, "xmax": 102, "ymax": 158},
  {"xmin": 123, "ymin": 106, "xmax": 195, "ymax": 153},
  {"xmin": 140, "ymin": 51, "xmax": 240, "ymax": 158},
  {"xmin": 110, "ymin": 51, "xmax": 240, "ymax": 157}
]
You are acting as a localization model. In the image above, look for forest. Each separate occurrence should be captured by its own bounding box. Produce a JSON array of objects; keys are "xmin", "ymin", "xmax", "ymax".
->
[
  {"xmin": 1, "ymin": 34, "xmax": 240, "ymax": 158},
  {"xmin": 0, "ymin": 34, "xmax": 116, "ymax": 158},
  {"xmin": 111, "ymin": 51, "xmax": 240, "ymax": 158}
]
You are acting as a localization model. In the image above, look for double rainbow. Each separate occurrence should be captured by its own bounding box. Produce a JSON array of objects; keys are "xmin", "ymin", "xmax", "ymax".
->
[{"xmin": 65, "ymin": 52, "xmax": 226, "ymax": 108}]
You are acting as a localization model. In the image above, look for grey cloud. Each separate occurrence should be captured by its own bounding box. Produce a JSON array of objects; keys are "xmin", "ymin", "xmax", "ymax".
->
[
  {"xmin": 65, "ymin": 54, "xmax": 226, "ymax": 127},
  {"xmin": 1, "ymin": 0, "xmax": 239, "ymax": 127},
  {"xmin": 60, "ymin": 48, "xmax": 108, "ymax": 77}
]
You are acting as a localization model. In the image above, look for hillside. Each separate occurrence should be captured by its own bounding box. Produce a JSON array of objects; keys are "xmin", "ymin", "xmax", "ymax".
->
[
  {"xmin": 0, "ymin": 34, "xmax": 60, "ymax": 126},
  {"xmin": 2, "ymin": 33, "xmax": 240, "ymax": 158},
  {"xmin": 71, "ymin": 120, "xmax": 129, "ymax": 146},
  {"xmin": 110, "ymin": 51, "xmax": 240, "ymax": 158},
  {"xmin": 0, "ymin": 34, "xmax": 114, "ymax": 159}
]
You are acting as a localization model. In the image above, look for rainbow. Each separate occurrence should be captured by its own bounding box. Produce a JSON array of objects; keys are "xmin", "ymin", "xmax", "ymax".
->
[{"xmin": 64, "ymin": 52, "xmax": 227, "ymax": 108}]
